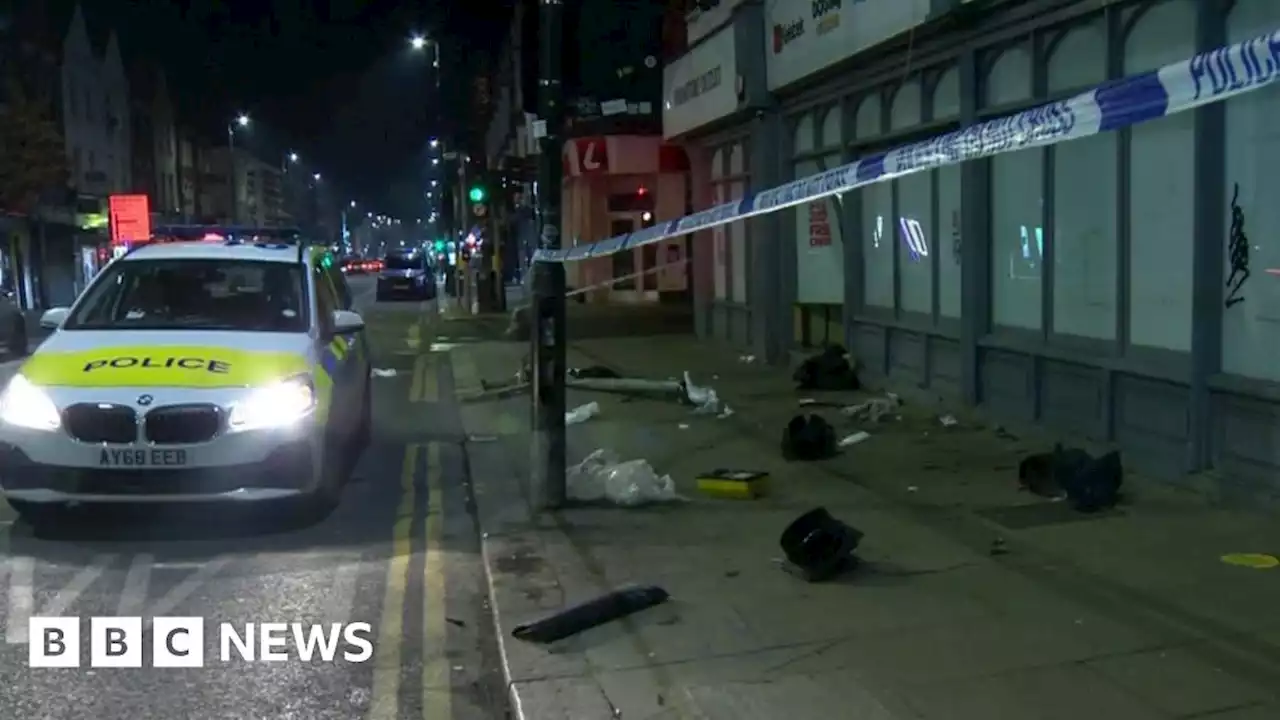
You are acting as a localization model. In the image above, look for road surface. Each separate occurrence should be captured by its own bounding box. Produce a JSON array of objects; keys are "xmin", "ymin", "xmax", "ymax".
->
[{"xmin": 0, "ymin": 275, "xmax": 507, "ymax": 719}]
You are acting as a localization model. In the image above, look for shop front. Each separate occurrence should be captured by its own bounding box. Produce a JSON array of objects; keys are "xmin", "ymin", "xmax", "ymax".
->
[{"xmin": 662, "ymin": 8, "xmax": 768, "ymax": 346}]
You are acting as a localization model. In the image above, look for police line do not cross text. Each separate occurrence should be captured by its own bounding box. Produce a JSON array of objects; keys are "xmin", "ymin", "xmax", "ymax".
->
[{"xmin": 27, "ymin": 617, "xmax": 374, "ymax": 668}]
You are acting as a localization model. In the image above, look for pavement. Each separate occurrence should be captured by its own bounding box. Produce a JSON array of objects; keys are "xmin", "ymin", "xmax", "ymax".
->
[
  {"xmin": 440, "ymin": 309, "xmax": 1280, "ymax": 720},
  {"xmin": 0, "ymin": 277, "xmax": 508, "ymax": 719}
]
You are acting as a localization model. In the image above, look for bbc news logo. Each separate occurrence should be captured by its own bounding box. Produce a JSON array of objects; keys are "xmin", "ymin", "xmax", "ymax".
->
[{"xmin": 27, "ymin": 617, "xmax": 374, "ymax": 668}]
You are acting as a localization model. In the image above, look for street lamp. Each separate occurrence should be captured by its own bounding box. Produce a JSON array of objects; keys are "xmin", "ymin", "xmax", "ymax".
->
[
  {"xmin": 313, "ymin": 173, "xmax": 321, "ymax": 181},
  {"xmin": 429, "ymin": 139, "xmax": 439, "ymax": 150},
  {"xmin": 289, "ymin": 152, "xmax": 299, "ymax": 163},
  {"xmin": 410, "ymin": 35, "xmax": 426, "ymax": 50},
  {"xmin": 431, "ymin": 158, "xmax": 439, "ymax": 166},
  {"xmin": 227, "ymin": 113, "xmax": 250, "ymax": 223},
  {"xmin": 350, "ymin": 200, "xmax": 357, "ymax": 208}
]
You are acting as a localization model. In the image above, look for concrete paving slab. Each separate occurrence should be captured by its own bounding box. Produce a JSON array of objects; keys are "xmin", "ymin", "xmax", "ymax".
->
[{"xmin": 1087, "ymin": 646, "xmax": 1273, "ymax": 717}]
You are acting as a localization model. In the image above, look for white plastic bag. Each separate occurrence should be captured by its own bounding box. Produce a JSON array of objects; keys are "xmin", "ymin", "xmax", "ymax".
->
[{"xmin": 567, "ymin": 449, "xmax": 680, "ymax": 506}]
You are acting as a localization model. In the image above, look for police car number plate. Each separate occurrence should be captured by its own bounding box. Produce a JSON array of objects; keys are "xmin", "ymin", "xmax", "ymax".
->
[{"xmin": 99, "ymin": 448, "xmax": 188, "ymax": 467}]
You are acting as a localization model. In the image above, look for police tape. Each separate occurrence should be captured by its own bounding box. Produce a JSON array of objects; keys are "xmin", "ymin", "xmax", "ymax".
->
[
  {"xmin": 513, "ymin": 258, "xmax": 690, "ymax": 310},
  {"xmin": 533, "ymin": 27, "xmax": 1280, "ymax": 264}
]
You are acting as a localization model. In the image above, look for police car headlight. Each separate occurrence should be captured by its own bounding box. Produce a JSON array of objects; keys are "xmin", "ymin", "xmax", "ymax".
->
[
  {"xmin": 0, "ymin": 374, "xmax": 62, "ymax": 431},
  {"xmin": 228, "ymin": 376, "xmax": 316, "ymax": 430}
]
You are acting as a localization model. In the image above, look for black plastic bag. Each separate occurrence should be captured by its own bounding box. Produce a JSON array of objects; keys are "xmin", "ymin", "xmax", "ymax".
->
[
  {"xmin": 793, "ymin": 345, "xmax": 860, "ymax": 391},
  {"xmin": 781, "ymin": 413, "xmax": 837, "ymax": 461}
]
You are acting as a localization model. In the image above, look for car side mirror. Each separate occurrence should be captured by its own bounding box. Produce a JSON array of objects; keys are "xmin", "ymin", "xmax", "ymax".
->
[
  {"xmin": 40, "ymin": 307, "xmax": 70, "ymax": 329},
  {"xmin": 332, "ymin": 309, "xmax": 365, "ymax": 335}
]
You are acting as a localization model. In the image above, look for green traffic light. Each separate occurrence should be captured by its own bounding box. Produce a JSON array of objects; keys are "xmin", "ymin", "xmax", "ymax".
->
[{"xmin": 468, "ymin": 186, "xmax": 485, "ymax": 203}]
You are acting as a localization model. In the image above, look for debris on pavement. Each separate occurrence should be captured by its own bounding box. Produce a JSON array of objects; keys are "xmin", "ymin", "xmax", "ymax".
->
[
  {"xmin": 371, "ymin": 368, "xmax": 398, "ymax": 378},
  {"xmin": 781, "ymin": 414, "xmax": 838, "ymax": 461},
  {"xmin": 838, "ymin": 431, "xmax": 871, "ymax": 448},
  {"xmin": 1220, "ymin": 553, "xmax": 1279, "ymax": 569},
  {"xmin": 510, "ymin": 585, "xmax": 671, "ymax": 643},
  {"xmin": 567, "ymin": 375, "xmax": 683, "ymax": 397},
  {"xmin": 567, "ymin": 449, "xmax": 681, "ymax": 506},
  {"xmin": 841, "ymin": 393, "xmax": 901, "ymax": 423},
  {"xmin": 990, "ymin": 538, "xmax": 1009, "ymax": 556},
  {"xmin": 738, "ymin": 354, "xmax": 756, "ymax": 363},
  {"xmin": 680, "ymin": 371, "xmax": 729, "ymax": 416},
  {"xmin": 696, "ymin": 469, "xmax": 770, "ymax": 499},
  {"xmin": 939, "ymin": 414, "xmax": 959, "ymax": 427},
  {"xmin": 565, "ymin": 401, "xmax": 601, "ymax": 425},
  {"xmin": 779, "ymin": 507, "xmax": 863, "ymax": 582},
  {"xmin": 568, "ymin": 365, "xmax": 621, "ymax": 379},
  {"xmin": 1018, "ymin": 444, "xmax": 1124, "ymax": 512},
  {"xmin": 793, "ymin": 345, "xmax": 861, "ymax": 391}
]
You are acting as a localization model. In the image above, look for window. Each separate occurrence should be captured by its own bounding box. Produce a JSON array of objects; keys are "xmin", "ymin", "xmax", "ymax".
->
[
  {"xmin": 986, "ymin": 44, "xmax": 1043, "ymax": 331},
  {"xmin": 934, "ymin": 68, "xmax": 962, "ymax": 319},
  {"xmin": 327, "ymin": 265, "xmax": 354, "ymax": 309},
  {"xmin": 891, "ymin": 79, "xmax": 931, "ymax": 316},
  {"xmin": 67, "ymin": 260, "xmax": 308, "ymax": 333},
  {"xmin": 1050, "ymin": 19, "xmax": 1116, "ymax": 340},
  {"xmin": 383, "ymin": 253, "xmax": 424, "ymax": 270},
  {"xmin": 856, "ymin": 93, "xmax": 892, "ymax": 308},
  {"xmin": 794, "ymin": 108, "xmax": 845, "ymax": 305},
  {"xmin": 1222, "ymin": 0, "xmax": 1280, "ymax": 380},
  {"xmin": 1125, "ymin": 0, "xmax": 1195, "ymax": 351},
  {"xmin": 313, "ymin": 264, "xmax": 336, "ymax": 335}
]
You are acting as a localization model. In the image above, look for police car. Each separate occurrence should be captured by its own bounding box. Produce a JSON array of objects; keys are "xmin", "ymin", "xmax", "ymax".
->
[{"xmin": 0, "ymin": 229, "xmax": 372, "ymax": 523}]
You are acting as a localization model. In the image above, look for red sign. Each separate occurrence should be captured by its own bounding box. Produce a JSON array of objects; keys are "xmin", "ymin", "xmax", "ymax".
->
[
  {"xmin": 562, "ymin": 138, "xmax": 609, "ymax": 177},
  {"xmin": 808, "ymin": 201, "xmax": 831, "ymax": 247},
  {"xmin": 109, "ymin": 194, "xmax": 151, "ymax": 244}
]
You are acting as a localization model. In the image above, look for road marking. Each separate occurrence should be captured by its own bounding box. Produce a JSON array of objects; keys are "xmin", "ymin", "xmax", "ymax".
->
[
  {"xmin": 117, "ymin": 553, "xmax": 154, "ymax": 615},
  {"xmin": 406, "ymin": 322, "xmax": 421, "ymax": 351},
  {"xmin": 3, "ymin": 554, "xmax": 114, "ymax": 643},
  {"xmin": 368, "ymin": 443, "xmax": 420, "ymax": 720},
  {"xmin": 411, "ymin": 354, "xmax": 439, "ymax": 403},
  {"xmin": 423, "ymin": 442, "xmax": 453, "ymax": 717}
]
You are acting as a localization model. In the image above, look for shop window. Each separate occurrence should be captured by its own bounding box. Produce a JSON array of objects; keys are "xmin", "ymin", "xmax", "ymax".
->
[
  {"xmin": 891, "ymin": 79, "xmax": 931, "ymax": 316},
  {"xmin": 987, "ymin": 45, "xmax": 1042, "ymax": 331},
  {"xmin": 728, "ymin": 144, "xmax": 748, "ymax": 303},
  {"xmin": 1049, "ymin": 19, "xmax": 1116, "ymax": 340},
  {"xmin": 795, "ymin": 109, "xmax": 846, "ymax": 305},
  {"xmin": 855, "ymin": 93, "xmax": 892, "ymax": 309},
  {"xmin": 710, "ymin": 148, "xmax": 727, "ymax": 300},
  {"xmin": 934, "ymin": 68, "xmax": 962, "ymax": 318},
  {"xmin": 1222, "ymin": 0, "xmax": 1280, "ymax": 380},
  {"xmin": 1125, "ymin": 0, "xmax": 1195, "ymax": 352}
]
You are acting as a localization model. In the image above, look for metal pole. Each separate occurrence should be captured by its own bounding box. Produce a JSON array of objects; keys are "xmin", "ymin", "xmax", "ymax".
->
[
  {"xmin": 531, "ymin": 0, "xmax": 566, "ymax": 509},
  {"xmin": 227, "ymin": 125, "xmax": 237, "ymax": 224}
]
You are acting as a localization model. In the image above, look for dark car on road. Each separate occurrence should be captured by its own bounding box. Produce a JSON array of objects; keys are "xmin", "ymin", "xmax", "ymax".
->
[{"xmin": 376, "ymin": 250, "xmax": 435, "ymax": 301}]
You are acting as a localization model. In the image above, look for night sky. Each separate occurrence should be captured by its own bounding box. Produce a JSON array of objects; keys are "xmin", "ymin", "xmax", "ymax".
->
[{"xmin": 56, "ymin": 0, "xmax": 511, "ymax": 220}]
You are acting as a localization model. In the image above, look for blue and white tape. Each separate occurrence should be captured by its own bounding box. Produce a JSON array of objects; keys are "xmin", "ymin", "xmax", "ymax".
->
[{"xmin": 533, "ymin": 28, "xmax": 1280, "ymax": 263}]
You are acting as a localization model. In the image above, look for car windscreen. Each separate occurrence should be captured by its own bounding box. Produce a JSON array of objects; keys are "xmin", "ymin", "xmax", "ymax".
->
[
  {"xmin": 383, "ymin": 255, "xmax": 421, "ymax": 270},
  {"xmin": 65, "ymin": 259, "xmax": 309, "ymax": 332}
]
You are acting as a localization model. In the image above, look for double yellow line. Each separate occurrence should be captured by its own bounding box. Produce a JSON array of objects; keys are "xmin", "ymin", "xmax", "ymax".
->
[
  {"xmin": 368, "ymin": 442, "xmax": 452, "ymax": 719},
  {"xmin": 407, "ymin": 319, "xmax": 439, "ymax": 403}
]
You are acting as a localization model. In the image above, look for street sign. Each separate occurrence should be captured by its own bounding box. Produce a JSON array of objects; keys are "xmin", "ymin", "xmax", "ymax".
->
[
  {"xmin": 472, "ymin": 203, "xmax": 488, "ymax": 218},
  {"xmin": 108, "ymin": 194, "xmax": 151, "ymax": 244}
]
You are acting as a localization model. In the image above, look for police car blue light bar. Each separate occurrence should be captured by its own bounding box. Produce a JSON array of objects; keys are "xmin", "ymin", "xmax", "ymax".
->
[
  {"xmin": 150, "ymin": 225, "xmax": 304, "ymax": 241},
  {"xmin": 533, "ymin": 28, "xmax": 1280, "ymax": 263}
]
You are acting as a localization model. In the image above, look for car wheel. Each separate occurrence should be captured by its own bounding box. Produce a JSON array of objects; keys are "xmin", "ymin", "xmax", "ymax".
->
[{"xmin": 7, "ymin": 316, "xmax": 27, "ymax": 356}]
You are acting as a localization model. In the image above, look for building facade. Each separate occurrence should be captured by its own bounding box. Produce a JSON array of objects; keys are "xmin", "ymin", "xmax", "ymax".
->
[
  {"xmin": 646, "ymin": 0, "xmax": 1280, "ymax": 493},
  {"xmin": 128, "ymin": 67, "xmax": 179, "ymax": 219}
]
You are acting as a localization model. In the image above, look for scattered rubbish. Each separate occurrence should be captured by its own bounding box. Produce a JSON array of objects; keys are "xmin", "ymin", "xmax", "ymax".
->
[
  {"xmin": 467, "ymin": 434, "xmax": 499, "ymax": 443},
  {"xmin": 511, "ymin": 585, "xmax": 671, "ymax": 643},
  {"xmin": 782, "ymin": 414, "xmax": 838, "ymax": 461},
  {"xmin": 447, "ymin": 617, "xmax": 467, "ymax": 628},
  {"xmin": 779, "ymin": 507, "xmax": 863, "ymax": 582},
  {"xmin": 1220, "ymin": 553, "xmax": 1279, "ymax": 569},
  {"xmin": 798, "ymin": 398, "xmax": 846, "ymax": 408},
  {"xmin": 716, "ymin": 406, "xmax": 734, "ymax": 419},
  {"xmin": 680, "ymin": 372, "xmax": 726, "ymax": 415},
  {"xmin": 907, "ymin": 485, "xmax": 918, "ymax": 493},
  {"xmin": 724, "ymin": 570, "xmax": 740, "ymax": 578},
  {"xmin": 569, "ymin": 365, "xmax": 621, "ymax": 379},
  {"xmin": 462, "ymin": 382, "xmax": 531, "ymax": 404},
  {"xmin": 839, "ymin": 431, "xmax": 871, "ymax": 448},
  {"xmin": 677, "ymin": 423, "xmax": 690, "ymax": 430},
  {"xmin": 696, "ymin": 469, "xmax": 770, "ymax": 499},
  {"xmin": 565, "ymin": 402, "xmax": 601, "ymax": 425},
  {"xmin": 994, "ymin": 425, "xmax": 1018, "ymax": 440},
  {"xmin": 739, "ymin": 355, "xmax": 756, "ymax": 363},
  {"xmin": 939, "ymin": 414, "xmax": 959, "ymax": 427},
  {"xmin": 371, "ymin": 368, "xmax": 398, "ymax": 378},
  {"xmin": 567, "ymin": 375, "xmax": 683, "ymax": 396},
  {"xmin": 1018, "ymin": 444, "xmax": 1123, "ymax": 512},
  {"xmin": 567, "ymin": 449, "xmax": 681, "ymax": 506},
  {"xmin": 842, "ymin": 393, "xmax": 901, "ymax": 423},
  {"xmin": 793, "ymin": 345, "xmax": 861, "ymax": 391},
  {"xmin": 990, "ymin": 538, "xmax": 1009, "ymax": 556}
]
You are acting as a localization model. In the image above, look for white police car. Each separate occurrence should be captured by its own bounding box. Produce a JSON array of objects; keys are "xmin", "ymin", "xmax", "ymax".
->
[{"xmin": 0, "ymin": 236, "xmax": 371, "ymax": 523}]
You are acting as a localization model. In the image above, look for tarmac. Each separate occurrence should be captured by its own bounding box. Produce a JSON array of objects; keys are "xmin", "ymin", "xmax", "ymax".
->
[{"xmin": 441, "ymin": 310, "xmax": 1280, "ymax": 720}]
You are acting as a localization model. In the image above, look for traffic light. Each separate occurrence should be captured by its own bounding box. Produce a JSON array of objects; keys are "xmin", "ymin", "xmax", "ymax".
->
[
  {"xmin": 434, "ymin": 239, "xmax": 445, "ymax": 251},
  {"xmin": 468, "ymin": 185, "xmax": 486, "ymax": 203}
]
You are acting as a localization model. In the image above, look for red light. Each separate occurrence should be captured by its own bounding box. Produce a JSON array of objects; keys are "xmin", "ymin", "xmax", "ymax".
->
[{"xmin": 637, "ymin": 186, "xmax": 648, "ymax": 196}]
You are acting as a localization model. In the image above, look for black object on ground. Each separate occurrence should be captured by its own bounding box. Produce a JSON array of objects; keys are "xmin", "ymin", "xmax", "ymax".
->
[
  {"xmin": 568, "ymin": 365, "xmax": 621, "ymax": 379},
  {"xmin": 1018, "ymin": 444, "xmax": 1123, "ymax": 513},
  {"xmin": 781, "ymin": 413, "xmax": 837, "ymax": 461},
  {"xmin": 779, "ymin": 507, "xmax": 864, "ymax": 582},
  {"xmin": 793, "ymin": 344, "xmax": 861, "ymax": 391},
  {"xmin": 510, "ymin": 585, "xmax": 671, "ymax": 643}
]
